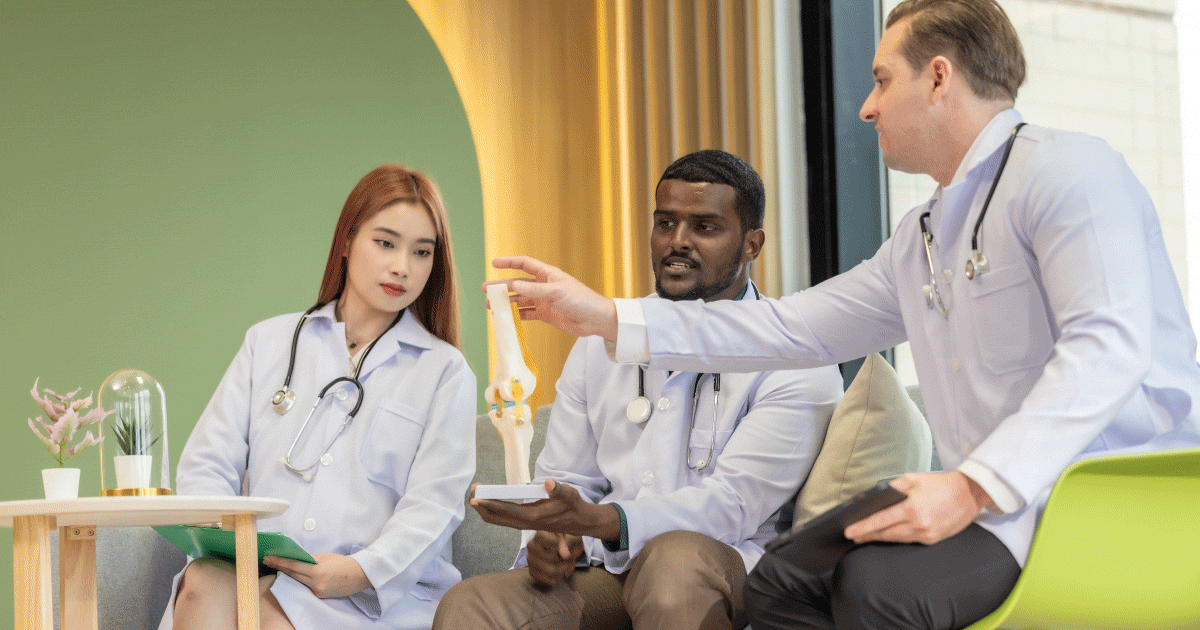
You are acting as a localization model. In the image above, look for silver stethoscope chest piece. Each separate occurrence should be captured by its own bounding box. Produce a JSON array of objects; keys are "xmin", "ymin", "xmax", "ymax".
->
[
  {"xmin": 628, "ymin": 367, "xmax": 653, "ymax": 424},
  {"xmin": 271, "ymin": 389, "xmax": 296, "ymax": 414},
  {"xmin": 965, "ymin": 252, "xmax": 989, "ymax": 280},
  {"xmin": 627, "ymin": 395, "xmax": 652, "ymax": 424}
]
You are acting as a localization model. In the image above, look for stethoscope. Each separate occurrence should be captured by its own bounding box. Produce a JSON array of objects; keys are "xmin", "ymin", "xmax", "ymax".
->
[
  {"xmin": 919, "ymin": 122, "xmax": 1026, "ymax": 318},
  {"xmin": 272, "ymin": 305, "xmax": 399, "ymax": 481},
  {"xmin": 623, "ymin": 283, "xmax": 760, "ymax": 471},
  {"xmin": 627, "ymin": 369, "xmax": 721, "ymax": 471}
]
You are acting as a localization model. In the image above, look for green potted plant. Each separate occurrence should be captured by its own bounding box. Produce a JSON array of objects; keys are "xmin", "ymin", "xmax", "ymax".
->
[
  {"xmin": 110, "ymin": 407, "xmax": 161, "ymax": 489},
  {"xmin": 27, "ymin": 378, "xmax": 109, "ymax": 499}
]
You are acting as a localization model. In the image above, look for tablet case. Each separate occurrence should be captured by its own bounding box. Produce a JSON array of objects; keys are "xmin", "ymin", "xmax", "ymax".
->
[
  {"xmin": 152, "ymin": 524, "xmax": 317, "ymax": 566},
  {"xmin": 764, "ymin": 479, "xmax": 907, "ymax": 574}
]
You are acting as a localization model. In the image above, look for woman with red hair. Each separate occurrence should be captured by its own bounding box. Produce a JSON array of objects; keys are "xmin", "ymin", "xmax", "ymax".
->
[{"xmin": 163, "ymin": 164, "xmax": 476, "ymax": 630}]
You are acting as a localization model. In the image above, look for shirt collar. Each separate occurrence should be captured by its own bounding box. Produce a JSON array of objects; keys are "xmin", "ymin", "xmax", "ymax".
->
[
  {"xmin": 649, "ymin": 278, "xmax": 761, "ymax": 302},
  {"xmin": 308, "ymin": 300, "xmax": 435, "ymax": 352},
  {"xmin": 948, "ymin": 108, "xmax": 1024, "ymax": 186}
]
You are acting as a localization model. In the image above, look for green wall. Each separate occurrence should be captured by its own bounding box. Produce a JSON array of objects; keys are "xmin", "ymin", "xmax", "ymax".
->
[{"xmin": 0, "ymin": 1, "xmax": 486, "ymax": 624}]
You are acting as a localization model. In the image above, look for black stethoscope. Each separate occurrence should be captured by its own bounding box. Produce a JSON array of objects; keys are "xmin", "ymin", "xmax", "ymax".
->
[
  {"xmin": 272, "ymin": 305, "xmax": 400, "ymax": 481},
  {"xmin": 920, "ymin": 122, "xmax": 1026, "ymax": 318},
  {"xmin": 624, "ymin": 283, "xmax": 759, "ymax": 471},
  {"xmin": 627, "ymin": 370, "xmax": 721, "ymax": 471}
]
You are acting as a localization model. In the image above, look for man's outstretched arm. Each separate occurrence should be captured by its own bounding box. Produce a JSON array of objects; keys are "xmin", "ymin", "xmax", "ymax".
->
[{"xmin": 488, "ymin": 256, "xmax": 618, "ymax": 341}]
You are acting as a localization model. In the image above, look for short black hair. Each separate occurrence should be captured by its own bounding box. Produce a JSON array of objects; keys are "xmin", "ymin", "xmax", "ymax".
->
[{"xmin": 658, "ymin": 150, "xmax": 765, "ymax": 233}]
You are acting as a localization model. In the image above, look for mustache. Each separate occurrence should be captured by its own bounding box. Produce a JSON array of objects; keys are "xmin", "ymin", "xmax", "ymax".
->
[{"xmin": 660, "ymin": 251, "xmax": 699, "ymax": 268}]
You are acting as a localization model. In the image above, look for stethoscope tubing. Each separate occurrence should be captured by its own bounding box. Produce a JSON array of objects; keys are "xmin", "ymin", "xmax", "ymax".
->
[
  {"xmin": 919, "ymin": 123, "xmax": 1026, "ymax": 315},
  {"xmin": 275, "ymin": 306, "xmax": 401, "ymax": 479},
  {"xmin": 626, "ymin": 284, "xmax": 759, "ymax": 471}
]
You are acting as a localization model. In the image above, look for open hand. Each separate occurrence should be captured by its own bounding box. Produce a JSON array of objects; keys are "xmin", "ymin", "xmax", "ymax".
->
[
  {"xmin": 487, "ymin": 256, "xmax": 618, "ymax": 341},
  {"xmin": 843, "ymin": 471, "xmax": 991, "ymax": 546},
  {"xmin": 525, "ymin": 530, "xmax": 584, "ymax": 589},
  {"xmin": 471, "ymin": 479, "xmax": 621, "ymax": 541},
  {"xmin": 262, "ymin": 553, "xmax": 370, "ymax": 599}
]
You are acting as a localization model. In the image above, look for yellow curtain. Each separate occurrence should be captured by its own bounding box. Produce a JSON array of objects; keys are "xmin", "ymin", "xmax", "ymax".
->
[{"xmin": 409, "ymin": 0, "xmax": 777, "ymax": 406}]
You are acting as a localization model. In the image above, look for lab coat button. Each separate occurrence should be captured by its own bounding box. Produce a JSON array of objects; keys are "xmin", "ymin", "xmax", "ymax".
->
[
  {"xmin": 320, "ymin": 453, "xmax": 333, "ymax": 466},
  {"xmin": 335, "ymin": 388, "xmax": 348, "ymax": 401},
  {"xmin": 960, "ymin": 441, "xmax": 973, "ymax": 456},
  {"xmin": 952, "ymin": 357, "xmax": 961, "ymax": 371},
  {"xmin": 657, "ymin": 397, "xmax": 671, "ymax": 411},
  {"xmin": 641, "ymin": 472, "xmax": 654, "ymax": 486},
  {"xmin": 304, "ymin": 518, "xmax": 316, "ymax": 531}
]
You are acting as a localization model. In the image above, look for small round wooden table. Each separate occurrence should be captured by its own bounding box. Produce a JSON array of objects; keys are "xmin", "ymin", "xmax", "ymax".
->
[{"xmin": 0, "ymin": 496, "xmax": 289, "ymax": 630}]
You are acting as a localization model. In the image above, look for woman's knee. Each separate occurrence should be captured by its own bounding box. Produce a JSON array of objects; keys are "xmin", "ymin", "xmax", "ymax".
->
[{"xmin": 177, "ymin": 557, "xmax": 236, "ymax": 604}]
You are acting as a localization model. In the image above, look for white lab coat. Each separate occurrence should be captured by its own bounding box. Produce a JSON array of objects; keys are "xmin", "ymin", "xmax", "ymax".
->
[
  {"xmin": 622, "ymin": 110, "xmax": 1200, "ymax": 565},
  {"xmin": 520, "ymin": 283, "xmax": 844, "ymax": 573},
  {"xmin": 160, "ymin": 302, "xmax": 476, "ymax": 629}
]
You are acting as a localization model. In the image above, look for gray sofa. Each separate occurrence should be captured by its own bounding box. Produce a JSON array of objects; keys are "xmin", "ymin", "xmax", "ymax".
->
[{"xmin": 55, "ymin": 391, "xmax": 933, "ymax": 628}]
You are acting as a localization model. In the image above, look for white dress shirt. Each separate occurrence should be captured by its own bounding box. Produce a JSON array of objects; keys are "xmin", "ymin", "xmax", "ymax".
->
[
  {"xmin": 161, "ymin": 302, "xmax": 477, "ymax": 630},
  {"xmin": 518, "ymin": 282, "xmax": 844, "ymax": 574},
  {"xmin": 614, "ymin": 110, "xmax": 1200, "ymax": 565}
]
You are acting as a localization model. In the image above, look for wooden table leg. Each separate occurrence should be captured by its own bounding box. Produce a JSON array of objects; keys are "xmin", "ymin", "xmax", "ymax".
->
[
  {"xmin": 223, "ymin": 514, "xmax": 260, "ymax": 630},
  {"xmin": 13, "ymin": 514, "xmax": 55, "ymax": 630},
  {"xmin": 59, "ymin": 524, "xmax": 98, "ymax": 630}
]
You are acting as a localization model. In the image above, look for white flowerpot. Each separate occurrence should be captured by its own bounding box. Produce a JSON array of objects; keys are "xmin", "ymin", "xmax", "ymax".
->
[
  {"xmin": 42, "ymin": 468, "xmax": 80, "ymax": 500},
  {"xmin": 114, "ymin": 454, "xmax": 153, "ymax": 489}
]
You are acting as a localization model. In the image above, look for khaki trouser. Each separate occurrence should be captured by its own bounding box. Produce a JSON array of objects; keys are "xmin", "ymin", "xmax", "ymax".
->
[{"xmin": 433, "ymin": 530, "xmax": 747, "ymax": 630}]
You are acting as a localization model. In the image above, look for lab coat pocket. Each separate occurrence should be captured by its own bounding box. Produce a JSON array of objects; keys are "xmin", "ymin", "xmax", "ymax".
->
[
  {"xmin": 360, "ymin": 398, "xmax": 428, "ymax": 492},
  {"xmin": 966, "ymin": 264, "xmax": 1053, "ymax": 375},
  {"xmin": 688, "ymin": 428, "xmax": 734, "ymax": 471}
]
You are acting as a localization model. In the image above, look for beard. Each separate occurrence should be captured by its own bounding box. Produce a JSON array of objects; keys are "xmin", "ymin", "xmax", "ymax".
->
[{"xmin": 655, "ymin": 247, "xmax": 746, "ymax": 302}]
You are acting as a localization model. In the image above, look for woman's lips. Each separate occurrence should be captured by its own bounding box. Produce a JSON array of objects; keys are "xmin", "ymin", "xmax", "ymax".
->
[{"xmin": 381, "ymin": 283, "xmax": 406, "ymax": 297}]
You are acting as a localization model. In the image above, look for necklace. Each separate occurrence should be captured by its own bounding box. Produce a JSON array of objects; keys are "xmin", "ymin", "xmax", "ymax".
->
[{"xmin": 335, "ymin": 301, "xmax": 361, "ymax": 350}]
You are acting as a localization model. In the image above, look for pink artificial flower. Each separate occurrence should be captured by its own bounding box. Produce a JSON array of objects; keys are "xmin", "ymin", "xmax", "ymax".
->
[{"xmin": 27, "ymin": 378, "xmax": 110, "ymax": 467}]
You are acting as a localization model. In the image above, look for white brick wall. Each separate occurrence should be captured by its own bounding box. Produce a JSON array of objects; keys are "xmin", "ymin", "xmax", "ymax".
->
[{"xmin": 879, "ymin": 0, "xmax": 1182, "ymax": 384}]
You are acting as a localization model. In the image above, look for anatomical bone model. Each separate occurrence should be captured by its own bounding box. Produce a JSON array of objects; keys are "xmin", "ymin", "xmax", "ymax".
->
[{"xmin": 485, "ymin": 283, "xmax": 538, "ymax": 485}]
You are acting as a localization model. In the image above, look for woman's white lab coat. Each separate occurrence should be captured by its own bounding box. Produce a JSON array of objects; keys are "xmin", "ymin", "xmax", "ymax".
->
[{"xmin": 160, "ymin": 302, "xmax": 476, "ymax": 629}]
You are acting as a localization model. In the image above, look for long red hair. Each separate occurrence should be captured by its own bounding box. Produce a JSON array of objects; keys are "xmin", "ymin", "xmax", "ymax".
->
[{"xmin": 316, "ymin": 165, "xmax": 461, "ymax": 348}]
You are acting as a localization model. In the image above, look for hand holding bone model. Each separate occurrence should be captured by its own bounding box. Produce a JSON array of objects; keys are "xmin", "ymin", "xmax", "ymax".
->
[{"xmin": 485, "ymin": 283, "xmax": 538, "ymax": 485}]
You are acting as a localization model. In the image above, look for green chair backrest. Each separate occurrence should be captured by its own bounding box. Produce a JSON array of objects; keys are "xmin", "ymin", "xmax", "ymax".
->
[{"xmin": 967, "ymin": 447, "xmax": 1200, "ymax": 630}]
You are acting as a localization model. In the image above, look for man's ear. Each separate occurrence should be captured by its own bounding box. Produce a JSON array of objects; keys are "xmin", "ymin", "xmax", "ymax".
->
[
  {"xmin": 928, "ymin": 55, "xmax": 953, "ymax": 102},
  {"xmin": 742, "ymin": 228, "xmax": 765, "ymax": 263}
]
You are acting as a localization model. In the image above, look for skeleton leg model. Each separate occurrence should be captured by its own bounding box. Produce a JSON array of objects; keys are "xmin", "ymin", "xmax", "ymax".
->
[{"xmin": 485, "ymin": 284, "xmax": 538, "ymax": 485}]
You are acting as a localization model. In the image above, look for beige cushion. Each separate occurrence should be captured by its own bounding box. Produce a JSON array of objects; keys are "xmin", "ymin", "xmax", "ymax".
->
[{"xmin": 793, "ymin": 353, "xmax": 933, "ymax": 527}]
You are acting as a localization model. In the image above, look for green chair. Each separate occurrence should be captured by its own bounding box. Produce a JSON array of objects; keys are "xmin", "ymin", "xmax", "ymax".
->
[{"xmin": 966, "ymin": 447, "xmax": 1200, "ymax": 630}]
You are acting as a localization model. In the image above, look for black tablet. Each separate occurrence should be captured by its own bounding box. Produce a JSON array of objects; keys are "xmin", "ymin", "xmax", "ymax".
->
[{"xmin": 764, "ymin": 479, "xmax": 907, "ymax": 574}]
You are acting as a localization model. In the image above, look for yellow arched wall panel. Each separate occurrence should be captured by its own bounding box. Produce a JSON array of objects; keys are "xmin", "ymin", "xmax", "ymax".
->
[
  {"xmin": 409, "ymin": 0, "xmax": 780, "ymax": 412},
  {"xmin": 409, "ymin": 0, "xmax": 607, "ymax": 408}
]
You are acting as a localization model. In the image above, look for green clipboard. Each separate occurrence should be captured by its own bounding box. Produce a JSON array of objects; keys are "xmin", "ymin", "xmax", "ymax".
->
[{"xmin": 152, "ymin": 525, "xmax": 317, "ymax": 566}]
